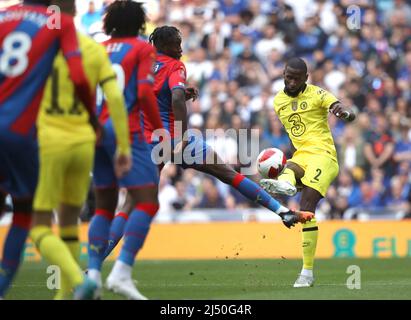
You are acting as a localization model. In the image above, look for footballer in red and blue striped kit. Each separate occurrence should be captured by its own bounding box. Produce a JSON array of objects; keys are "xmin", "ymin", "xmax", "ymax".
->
[
  {"xmin": 0, "ymin": 0, "xmax": 97, "ymax": 298},
  {"xmin": 87, "ymin": 0, "xmax": 163, "ymax": 300}
]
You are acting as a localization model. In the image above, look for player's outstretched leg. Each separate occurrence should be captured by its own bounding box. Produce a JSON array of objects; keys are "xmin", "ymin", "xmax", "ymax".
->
[
  {"xmin": 106, "ymin": 188, "xmax": 158, "ymax": 300},
  {"xmin": 190, "ymin": 161, "xmax": 313, "ymax": 228},
  {"xmin": 0, "ymin": 199, "xmax": 32, "ymax": 298},
  {"xmin": 87, "ymin": 188, "xmax": 118, "ymax": 291}
]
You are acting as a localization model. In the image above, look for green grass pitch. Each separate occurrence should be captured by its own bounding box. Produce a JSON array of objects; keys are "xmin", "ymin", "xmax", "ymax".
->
[{"xmin": 6, "ymin": 258, "xmax": 411, "ymax": 300}]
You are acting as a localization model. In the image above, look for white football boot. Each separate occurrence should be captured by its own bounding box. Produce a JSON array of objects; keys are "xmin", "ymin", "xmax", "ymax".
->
[
  {"xmin": 260, "ymin": 179, "xmax": 297, "ymax": 197},
  {"xmin": 293, "ymin": 274, "xmax": 315, "ymax": 288},
  {"xmin": 106, "ymin": 273, "xmax": 148, "ymax": 300}
]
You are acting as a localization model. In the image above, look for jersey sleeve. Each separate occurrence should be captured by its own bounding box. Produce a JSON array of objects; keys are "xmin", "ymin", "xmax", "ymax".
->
[
  {"xmin": 168, "ymin": 62, "xmax": 187, "ymax": 91},
  {"xmin": 137, "ymin": 43, "xmax": 156, "ymax": 85},
  {"xmin": 98, "ymin": 45, "xmax": 117, "ymax": 85},
  {"xmin": 58, "ymin": 14, "xmax": 96, "ymax": 119},
  {"xmin": 319, "ymin": 87, "xmax": 339, "ymax": 110}
]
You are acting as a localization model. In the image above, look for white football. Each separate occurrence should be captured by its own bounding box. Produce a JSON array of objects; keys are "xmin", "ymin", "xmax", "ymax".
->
[{"xmin": 257, "ymin": 148, "xmax": 287, "ymax": 179}]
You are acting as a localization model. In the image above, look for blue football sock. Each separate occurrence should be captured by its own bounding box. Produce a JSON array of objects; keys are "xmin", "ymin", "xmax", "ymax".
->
[
  {"xmin": 118, "ymin": 210, "xmax": 153, "ymax": 267},
  {"xmin": 102, "ymin": 212, "xmax": 128, "ymax": 260},
  {"xmin": 0, "ymin": 213, "xmax": 31, "ymax": 297},
  {"xmin": 87, "ymin": 209, "xmax": 112, "ymax": 271},
  {"xmin": 231, "ymin": 173, "xmax": 283, "ymax": 213}
]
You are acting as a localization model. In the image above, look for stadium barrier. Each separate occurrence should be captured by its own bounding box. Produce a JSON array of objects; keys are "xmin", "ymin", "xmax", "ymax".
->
[{"xmin": 1, "ymin": 219, "xmax": 410, "ymax": 261}]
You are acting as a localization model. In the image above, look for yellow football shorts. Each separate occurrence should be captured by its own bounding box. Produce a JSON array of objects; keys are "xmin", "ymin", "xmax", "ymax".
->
[
  {"xmin": 288, "ymin": 149, "xmax": 339, "ymax": 197},
  {"xmin": 34, "ymin": 142, "xmax": 95, "ymax": 211}
]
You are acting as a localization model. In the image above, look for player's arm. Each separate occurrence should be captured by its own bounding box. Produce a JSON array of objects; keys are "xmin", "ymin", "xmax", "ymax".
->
[
  {"xmin": 318, "ymin": 87, "xmax": 356, "ymax": 122},
  {"xmin": 170, "ymin": 65, "xmax": 189, "ymax": 153},
  {"xmin": 58, "ymin": 15, "xmax": 100, "ymax": 132},
  {"xmin": 329, "ymin": 102, "xmax": 356, "ymax": 122},
  {"xmin": 137, "ymin": 45, "xmax": 163, "ymax": 131}
]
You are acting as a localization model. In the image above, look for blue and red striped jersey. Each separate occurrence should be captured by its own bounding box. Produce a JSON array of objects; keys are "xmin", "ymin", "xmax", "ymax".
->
[
  {"xmin": 98, "ymin": 37, "xmax": 158, "ymax": 139},
  {"xmin": 0, "ymin": 4, "xmax": 93, "ymax": 137},
  {"xmin": 143, "ymin": 54, "xmax": 186, "ymax": 143}
]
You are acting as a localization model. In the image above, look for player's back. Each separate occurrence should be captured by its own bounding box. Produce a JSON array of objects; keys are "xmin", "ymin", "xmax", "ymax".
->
[
  {"xmin": 37, "ymin": 33, "xmax": 104, "ymax": 148},
  {"xmin": 0, "ymin": 4, "xmax": 72, "ymax": 137},
  {"xmin": 99, "ymin": 37, "xmax": 152, "ymax": 136},
  {"xmin": 152, "ymin": 54, "xmax": 186, "ymax": 136}
]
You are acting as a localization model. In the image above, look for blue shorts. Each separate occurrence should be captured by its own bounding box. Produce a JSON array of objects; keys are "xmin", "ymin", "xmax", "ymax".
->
[
  {"xmin": 150, "ymin": 130, "xmax": 213, "ymax": 169},
  {"xmin": 93, "ymin": 127, "xmax": 159, "ymax": 189},
  {"xmin": 0, "ymin": 132, "xmax": 38, "ymax": 198}
]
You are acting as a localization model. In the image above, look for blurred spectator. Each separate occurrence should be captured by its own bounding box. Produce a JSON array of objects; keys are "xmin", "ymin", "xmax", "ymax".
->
[
  {"xmin": 384, "ymin": 176, "xmax": 410, "ymax": 215},
  {"xmin": 393, "ymin": 121, "xmax": 411, "ymax": 168},
  {"xmin": 364, "ymin": 114, "xmax": 396, "ymax": 178},
  {"xmin": 255, "ymin": 24, "xmax": 286, "ymax": 64},
  {"xmin": 197, "ymin": 177, "xmax": 226, "ymax": 208},
  {"xmin": 80, "ymin": 1, "xmax": 102, "ymax": 34},
  {"xmin": 338, "ymin": 124, "xmax": 366, "ymax": 173}
]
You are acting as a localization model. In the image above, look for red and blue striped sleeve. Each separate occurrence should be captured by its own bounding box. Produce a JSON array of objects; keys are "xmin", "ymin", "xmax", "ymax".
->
[{"xmin": 168, "ymin": 62, "xmax": 186, "ymax": 91}]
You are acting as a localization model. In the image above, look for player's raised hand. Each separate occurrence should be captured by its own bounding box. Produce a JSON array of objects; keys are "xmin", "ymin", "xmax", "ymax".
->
[
  {"xmin": 185, "ymin": 87, "xmax": 199, "ymax": 101},
  {"xmin": 114, "ymin": 153, "xmax": 132, "ymax": 178},
  {"xmin": 330, "ymin": 103, "xmax": 356, "ymax": 122}
]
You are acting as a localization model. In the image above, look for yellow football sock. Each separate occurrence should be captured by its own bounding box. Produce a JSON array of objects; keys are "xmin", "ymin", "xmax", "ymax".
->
[
  {"xmin": 60, "ymin": 225, "xmax": 80, "ymax": 262},
  {"xmin": 301, "ymin": 218, "xmax": 318, "ymax": 270},
  {"xmin": 278, "ymin": 168, "xmax": 296, "ymax": 186},
  {"xmin": 54, "ymin": 225, "xmax": 80, "ymax": 300},
  {"xmin": 30, "ymin": 226, "xmax": 84, "ymax": 291}
]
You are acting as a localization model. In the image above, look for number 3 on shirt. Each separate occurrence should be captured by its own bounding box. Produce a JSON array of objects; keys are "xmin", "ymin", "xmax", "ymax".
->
[{"xmin": 287, "ymin": 113, "xmax": 306, "ymax": 137}]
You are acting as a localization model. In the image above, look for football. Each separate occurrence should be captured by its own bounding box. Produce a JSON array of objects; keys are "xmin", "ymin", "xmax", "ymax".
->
[{"xmin": 256, "ymin": 148, "xmax": 287, "ymax": 179}]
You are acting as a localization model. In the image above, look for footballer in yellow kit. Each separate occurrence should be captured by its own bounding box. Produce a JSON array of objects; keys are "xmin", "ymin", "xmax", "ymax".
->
[
  {"xmin": 260, "ymin": 57, "xmax": 356, "ymax": 288},
  {"xmin": 274, "ymin": 81, "xmax": 340, "ymax": 197},
  {"xmin": 31, "ymin": 23, "xmax": 131, "ymax": 299}
]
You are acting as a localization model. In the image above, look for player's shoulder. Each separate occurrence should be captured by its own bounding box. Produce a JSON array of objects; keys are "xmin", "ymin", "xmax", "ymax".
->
[
  {"xmin": 158, "ymin": 55, "xmax": 186, "ymax": 72},
  {"xmin": 273, "ymin": 88, "xmax": 288, "ymax": 106},
  {"xmin": 80, "ymin": 33, "xmax": 106, "ymax": 57},
  {"xmin": 170, "ymin": 59, "xmax": 186, "ymax": 76},
  {"xmin": 132, "ymin": 38, "xmax": 154, "ymax": 52},
  {"xmin": 306, "ymin": 84, "xmax": 328, "ymax": 97}
]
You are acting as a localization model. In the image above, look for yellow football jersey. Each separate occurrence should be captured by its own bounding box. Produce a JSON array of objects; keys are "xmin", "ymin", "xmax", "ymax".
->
[
  {"xmin": 273, "ymin": 84, "xmax": 339, "ymax": 161},
  {"xmin": 37, "ymin": 33, "xmax": 129, "ymax": 154}
]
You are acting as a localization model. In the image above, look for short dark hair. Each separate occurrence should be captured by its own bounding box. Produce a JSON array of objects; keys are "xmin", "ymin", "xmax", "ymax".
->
[
  {"xmin": 149, "ymin": 26, "xmax": 181, "ymax": 51},
  {"xmin": 286, "ymin": 57, "xmax": 308, "ymax": 74},
  {"xmin": 24, "ymin": 0, "xmax": 52, "ymax": 5},
  {"xmin": 104, "ymin": 0, "xmax": 146, "ymax": 37}
]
